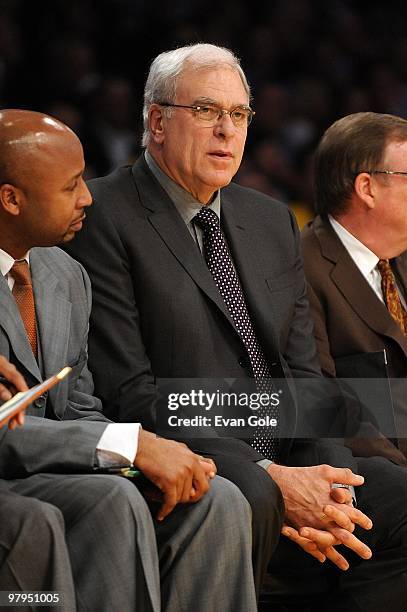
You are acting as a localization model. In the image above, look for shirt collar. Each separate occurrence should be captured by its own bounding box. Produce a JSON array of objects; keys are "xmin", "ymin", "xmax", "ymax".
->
[
  {"xmin": 328, "ymin": 215, "xmax": 379, "ymax": 278},
  {"xmin": 0, "ymin": 248, "xmax": 30, "ymax": 277},
  {"xmin": 144, "ymin": 150, "xmax": 221, "ymax": 223}
]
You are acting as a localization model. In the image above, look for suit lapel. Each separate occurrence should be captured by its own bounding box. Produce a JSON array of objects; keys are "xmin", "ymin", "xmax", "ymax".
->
[
  {"xmin": 0, "ymin": 270, "xmax": 41, "ymax": 381},
  {"xmin": 314, "ymin": 216, "xmax": 407, "ymax": 355},
  {"xmin": 132, "ymin": 159, "xmax": 238, "ymax": 331},
  {"xmin": 221, "ymin": 193, "xmax": 279, "ymax": 351},
  {"xmin": 30, "ymin": 249, "xmax": 72, "ymax": 379}
]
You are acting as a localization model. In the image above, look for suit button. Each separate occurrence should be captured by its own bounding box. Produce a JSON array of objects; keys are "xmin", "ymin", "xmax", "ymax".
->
[
  {"xmin": 238, "ymin": 357, "xmax": 249, "ymax": 368},
  {"xmin": 34, "ymin": 394, "xmax": 47, "ymax": 409}
]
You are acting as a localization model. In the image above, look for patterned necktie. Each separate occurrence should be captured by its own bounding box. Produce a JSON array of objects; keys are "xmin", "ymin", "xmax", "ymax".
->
[
  {"xmin": 9, "ymin": 260, "xmax": 38, "ymax": 357},
  {"xmin": 194, "ymin": 206, "xmax": 278, "ymax": 460},
  {"xmin": 377, "ymin": 259, "xmax": 407, "ymax": 335}
]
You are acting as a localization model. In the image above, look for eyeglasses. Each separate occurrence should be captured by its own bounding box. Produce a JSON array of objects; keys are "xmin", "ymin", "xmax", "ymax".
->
[
  {"xmin": 159, "ymin": 102, "xmax": 255, "ymax": 127},
  {"xmin": 362, "ymin": 170, "xmax": 407, "ymax": 177}
]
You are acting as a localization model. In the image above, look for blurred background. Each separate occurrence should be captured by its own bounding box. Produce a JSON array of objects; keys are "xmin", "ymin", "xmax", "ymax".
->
[{"xmin": 1, "ymin": 0, "xmax": 406, "ymax": 226}]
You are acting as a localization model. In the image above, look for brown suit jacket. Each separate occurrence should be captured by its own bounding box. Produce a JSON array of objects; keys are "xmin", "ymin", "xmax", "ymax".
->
[{"xmin": 301, "ymin": 215, "xmax": 407, "ymax": 463}]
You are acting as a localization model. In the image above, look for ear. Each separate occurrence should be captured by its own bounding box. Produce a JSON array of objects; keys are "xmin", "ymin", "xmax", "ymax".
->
[
  {"xmin": 354, "ymin": 172, "xmax": 375, "ymax": 210},
  {"xmin": 149, "ymin": 104, "xmax": 165, "ymax": 145},
  {"xmin": 0, "ymin": 184, "xmax": 23, "ymax": 216}
]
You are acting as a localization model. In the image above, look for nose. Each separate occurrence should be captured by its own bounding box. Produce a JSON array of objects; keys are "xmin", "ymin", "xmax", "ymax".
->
[
  {"xmin": 213, "ymin": 112, "xmax": 236, "ymax": 139},
  {"xmin": 77, "ymin": 178, "xmax": 93, "ymax": 208}
]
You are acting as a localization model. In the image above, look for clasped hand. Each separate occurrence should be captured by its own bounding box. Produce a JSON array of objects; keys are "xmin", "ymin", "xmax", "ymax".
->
[
  {"xmin": 135, "ymin": 430, "xmax": 216, "ymax": 521},
  {"xmin": 267, "ymin": 463, "xmax": 373, "ymax": 570}
]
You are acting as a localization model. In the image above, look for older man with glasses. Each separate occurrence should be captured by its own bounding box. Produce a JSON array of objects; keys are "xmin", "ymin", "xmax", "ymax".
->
[{"xmin": 67, "ymin": 48, "xmax": 407, "ymax": 611}]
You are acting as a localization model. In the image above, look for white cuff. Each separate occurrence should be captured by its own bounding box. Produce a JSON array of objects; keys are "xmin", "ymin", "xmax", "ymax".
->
[{"xmin": 96, "ymin": 423, "xmax": 140, "ymax": 466}]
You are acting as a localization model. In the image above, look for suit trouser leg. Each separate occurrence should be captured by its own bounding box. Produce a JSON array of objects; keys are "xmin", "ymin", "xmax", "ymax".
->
[
  {"xmin": 9, "ymin": 474, "xmax": 160, "ymax": 612},
  {"xmin": 266, "ymin": 457, "xmax": 407, "ymax": 612},
  {"xmin": 328, "ymin": 456, "xmax": 407, "ymax": 612},
  {"xmin": 201, "ymin": 454, "xmax": 284, "ymax": 598},
  {"xmin": 0, "ymin": 489, "xmax": 76, "ymax": 612},
  {"xmin": 152, "ymin": 475, "xmax": 257, "ymax": 612}
]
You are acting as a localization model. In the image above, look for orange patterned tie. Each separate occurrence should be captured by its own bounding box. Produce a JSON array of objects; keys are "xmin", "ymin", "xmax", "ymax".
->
[
  {"xmin": 377, "ymin": 259, "xmax": 407, "ymax": 336},
  {"xmin": 9, "ymin": 260, "xmax": 38, "ymax": 357}
]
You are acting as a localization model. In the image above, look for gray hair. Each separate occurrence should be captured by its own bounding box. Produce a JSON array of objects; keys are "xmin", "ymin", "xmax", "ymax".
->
[{"xmin": 142, "ymin": 43, "xmax": 251, "ymax": 147}]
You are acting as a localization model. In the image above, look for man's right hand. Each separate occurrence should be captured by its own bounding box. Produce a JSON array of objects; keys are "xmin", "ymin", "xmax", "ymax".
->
[
  {"xmin": 0, "ymin": 356, "xmax": 28, "ymax": 429},
  {"xmin": 135, "ymin": 430, "xmax": 216, "ymax": 521}
]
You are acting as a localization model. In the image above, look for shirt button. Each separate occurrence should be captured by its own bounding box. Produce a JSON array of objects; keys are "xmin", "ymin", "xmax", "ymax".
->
[{"xmin": 238, "ymin": 357, "xmax": 249, "ymax": 368}]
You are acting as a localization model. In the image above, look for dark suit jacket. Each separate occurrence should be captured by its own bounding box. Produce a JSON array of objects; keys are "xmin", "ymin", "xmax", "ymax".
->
[
  {"xmin": 65, "ymin": 156, "xmax": 357, "ymax": 470},
  {"xmin": 301, "ymin": 215, "xmax": 407, "ymax": 462},
  {"xmin": 0, "ymin": 247, "xmax": 109, "ymax": 478}
]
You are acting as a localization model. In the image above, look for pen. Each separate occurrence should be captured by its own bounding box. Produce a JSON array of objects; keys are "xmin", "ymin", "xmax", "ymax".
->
[
  {"xmin": 93, "ymin": 466, "xmax": 141, "ymax": 478},
  {"xmin": 0, "ymin": 367, "xmax": 72, "ymax": 427}
]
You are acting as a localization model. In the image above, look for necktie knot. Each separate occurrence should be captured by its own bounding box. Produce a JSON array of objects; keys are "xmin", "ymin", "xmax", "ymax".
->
[
  {"xmin": 10, "ymin": 260, "xmax": 32, "ymax": 286},
  {"xmin": 194, "ymin": 206, "xmax": 220, "ymax": 231}
]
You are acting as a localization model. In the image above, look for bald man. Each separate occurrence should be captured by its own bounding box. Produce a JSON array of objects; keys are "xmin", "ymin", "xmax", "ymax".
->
[{"xmin": 0, "ymin": 110, "xmax": 257, "ymax": 612}]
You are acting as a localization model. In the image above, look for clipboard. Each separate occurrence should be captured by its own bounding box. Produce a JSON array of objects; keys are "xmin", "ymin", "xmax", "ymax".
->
[{"xmin": 334, "ymin": 349, "xmax": 397, "ymax": 438}]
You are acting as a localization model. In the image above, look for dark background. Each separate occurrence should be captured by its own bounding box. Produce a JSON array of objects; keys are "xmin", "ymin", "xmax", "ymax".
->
[{"xmin": 1, "ymin": 0, "xmax": 406, "ymax": 224}]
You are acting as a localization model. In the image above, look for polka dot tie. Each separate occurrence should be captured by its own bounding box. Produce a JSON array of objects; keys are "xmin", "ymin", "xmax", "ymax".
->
[
  {"xmin": 194, "ymin": 206, "xmax": 278, "ymax": 461},
  {"xmin": 10, "ymin": 260, "xmax": 38, "ymax": 358},
  {"xmin": 377, "ymin": 259, "xmax": 407, "ymax": 335}
]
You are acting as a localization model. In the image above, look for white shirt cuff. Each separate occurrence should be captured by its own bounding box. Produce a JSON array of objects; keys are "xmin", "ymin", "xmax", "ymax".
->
[
  {"xmin": 257, "ymin": 459, "xmax": 273, "ymax": 470},
  {"xmin": 96, "ymin": 423, "xmax": 140, "ymax": 467}
]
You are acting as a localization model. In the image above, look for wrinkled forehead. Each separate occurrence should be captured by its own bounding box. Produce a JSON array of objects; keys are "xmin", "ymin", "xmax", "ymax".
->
[{"xmin": 176, "ymin": 65, "xmax": 249, "ymax": 103}]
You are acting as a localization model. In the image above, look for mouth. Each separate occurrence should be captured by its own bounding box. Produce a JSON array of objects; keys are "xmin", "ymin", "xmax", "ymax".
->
[
  {"xmin": 209, "ymin": 151, "xmax": 234, "ymax": 160},
  {"xmin": 70, "ymin": 214, "xmax": 86, "ymax": 229}
]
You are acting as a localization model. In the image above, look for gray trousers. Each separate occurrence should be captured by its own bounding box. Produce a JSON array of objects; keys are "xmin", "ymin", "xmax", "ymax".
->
[
  {"xmin": 2, "ymin": 474, "xmax": 256, "ymax": 612},
  {"xmin": 0, "ymin": 489, "xmax": 76, "ymax": 612}
]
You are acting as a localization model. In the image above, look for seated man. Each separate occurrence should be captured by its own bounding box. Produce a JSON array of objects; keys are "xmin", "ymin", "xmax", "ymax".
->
[
  {"xmin": 0, "ymin": 109, "xmax": 257, "ymax": 612},
  {"xmin": 0, "ymin": 355, "xmax": 75, "ymax": 612},
  {"xmin": 66, "ymin": 44, "xmax": 407, "ymax": 610},
  {"xmin": 302, "ymin": 111, "xmax": 407, "ymax": 464}
]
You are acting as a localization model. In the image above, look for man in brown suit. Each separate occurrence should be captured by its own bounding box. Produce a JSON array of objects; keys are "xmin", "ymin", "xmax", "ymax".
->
[{"xmin": 302, "ymin": 111, "xmax": 407, "ymax": 463}]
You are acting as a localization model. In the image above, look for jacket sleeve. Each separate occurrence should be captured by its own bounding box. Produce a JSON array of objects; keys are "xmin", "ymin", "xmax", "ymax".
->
[
  {"xmin": 0, "ymin": 417, "xmax": 108, "ymax": 478},
  {"xmin": 64, "ymin": 198, "xmax": 158, "ymax": 431}
]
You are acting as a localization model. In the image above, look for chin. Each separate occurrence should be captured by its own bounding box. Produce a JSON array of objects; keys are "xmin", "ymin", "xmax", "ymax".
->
[
  {"xmin": 60, "ymin": 230, "xmax": 75, "ymax": 244},
  {"xmin": 210, "ymin": 176, "xmax": 233, "ymax": 190}
]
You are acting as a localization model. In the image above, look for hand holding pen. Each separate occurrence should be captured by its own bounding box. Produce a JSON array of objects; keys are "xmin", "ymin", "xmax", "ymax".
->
[
  {"xmin": 0, "ymin": 363, "xmax": 71, "ymax": 429},
  {"xmin": 0, "ymin": 356, "xmax": 28, "ymax": 429}
]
